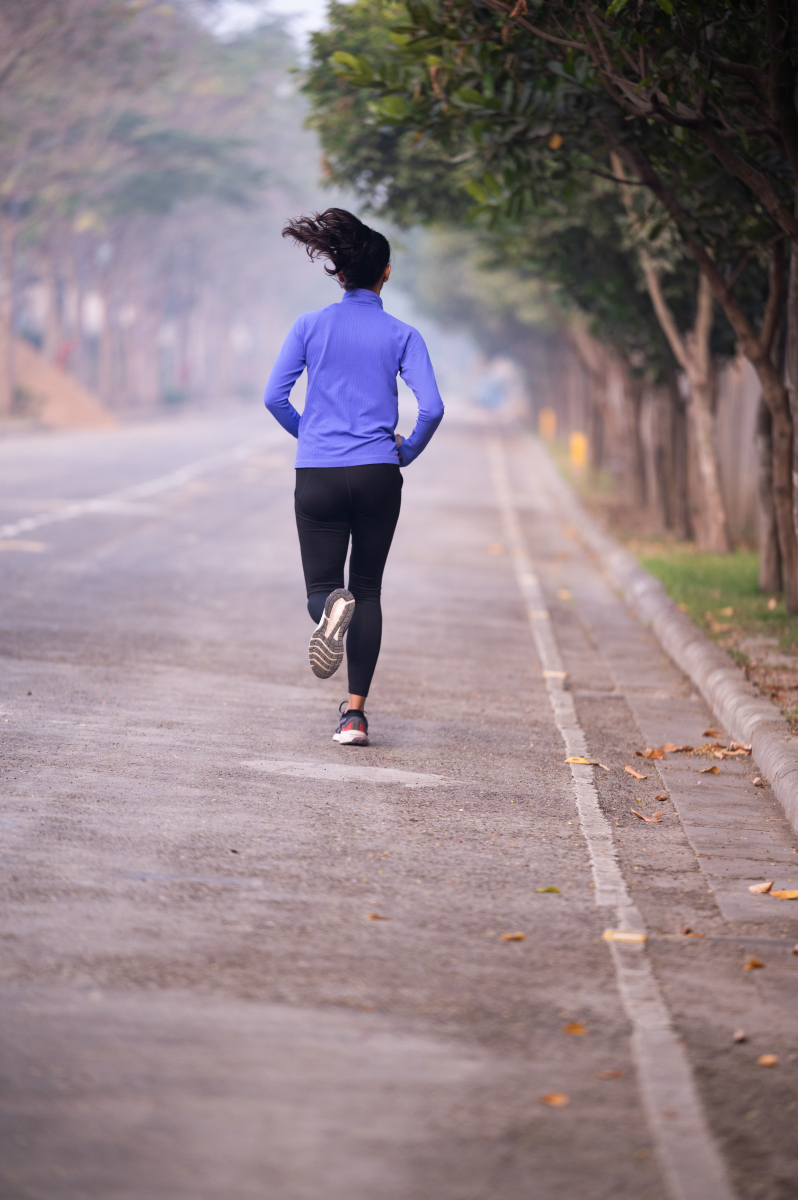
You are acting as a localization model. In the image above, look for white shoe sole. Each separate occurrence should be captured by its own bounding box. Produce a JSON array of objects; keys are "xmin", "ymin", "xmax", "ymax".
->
[{"xmin": 308, "ymin": 589, "xmax": 355, "ymax": 679}]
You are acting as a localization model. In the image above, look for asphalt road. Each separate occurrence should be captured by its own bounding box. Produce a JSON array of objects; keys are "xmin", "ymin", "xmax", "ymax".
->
[{"xmin": 0, "ymin": 407, "xmax": 796, "ymax": 1200}]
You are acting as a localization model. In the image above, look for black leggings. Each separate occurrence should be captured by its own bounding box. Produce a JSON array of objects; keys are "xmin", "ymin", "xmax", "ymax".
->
[{"xmin": 295, "ymin": 464, "xmax": 403, "ymax": 697}]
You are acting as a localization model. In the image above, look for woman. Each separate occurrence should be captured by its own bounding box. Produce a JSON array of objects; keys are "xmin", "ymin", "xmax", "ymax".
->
[{"xmin": 264, "ymin": 209, "xmax": 444, "ymax": 746}]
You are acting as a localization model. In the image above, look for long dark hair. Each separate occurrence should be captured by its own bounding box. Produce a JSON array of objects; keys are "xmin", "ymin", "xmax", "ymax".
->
[{"xmin": 282, "ymin": 208, "xmax": 390, "ymax": 291}]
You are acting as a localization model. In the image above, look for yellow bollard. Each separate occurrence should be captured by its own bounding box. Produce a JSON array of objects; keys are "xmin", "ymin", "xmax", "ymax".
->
[
  {"xmin": 538, "ymin": 407, "xmax": 557, "ymax": 441},
  {"xmin": 569, "ymin": 431, "xmax": 588, "ymax": 470}
]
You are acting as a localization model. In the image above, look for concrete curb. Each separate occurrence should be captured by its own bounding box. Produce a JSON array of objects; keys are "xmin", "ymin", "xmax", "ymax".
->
[{"xmin": 537, "ymin": 444, "xmax": 798, "ymax": 837}]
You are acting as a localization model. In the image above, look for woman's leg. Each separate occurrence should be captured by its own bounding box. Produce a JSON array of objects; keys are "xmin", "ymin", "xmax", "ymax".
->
[
  {"xmin": 295, "ymin": 467, "xmax": 351, "ymax": 615},
  {"xmin": 345, "ymin": 464, "xmax": 403, "ymax": 698}
]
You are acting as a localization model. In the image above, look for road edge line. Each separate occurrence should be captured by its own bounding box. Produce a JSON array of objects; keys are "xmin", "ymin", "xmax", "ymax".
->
[{"xmin": 489, "ymin": 436, "xmax": 738, "ymax": 1200}]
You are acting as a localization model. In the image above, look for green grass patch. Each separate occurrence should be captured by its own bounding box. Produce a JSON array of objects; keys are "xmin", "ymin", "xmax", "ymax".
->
[{"xmin": 638, "ymin": 548, "xmax": 798, "ymax": 651}]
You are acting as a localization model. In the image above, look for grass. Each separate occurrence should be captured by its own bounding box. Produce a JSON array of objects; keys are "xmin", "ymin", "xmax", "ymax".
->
[{"xmin": 637, "ymin": 546, "xmax": 798, "ymax": 651}]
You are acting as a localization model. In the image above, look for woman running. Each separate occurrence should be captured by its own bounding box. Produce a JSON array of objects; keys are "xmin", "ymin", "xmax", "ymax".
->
[{"xmin": 264, "ymin": 209, "xmax": 444, "ymax": 746}]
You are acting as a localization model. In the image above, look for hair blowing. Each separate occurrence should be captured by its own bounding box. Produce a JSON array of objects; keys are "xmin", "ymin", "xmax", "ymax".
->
[{"xmin": 282, "ymin": 208, "xmax": 391, "ymax": 291}]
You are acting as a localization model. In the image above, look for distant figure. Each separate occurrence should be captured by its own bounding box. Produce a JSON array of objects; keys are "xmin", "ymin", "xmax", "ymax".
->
[{"xmin": 263, "ymin": 208, "xmax": 444, "ymax": 746}]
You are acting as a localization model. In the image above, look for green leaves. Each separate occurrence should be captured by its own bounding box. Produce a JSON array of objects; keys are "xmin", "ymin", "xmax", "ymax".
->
[{"xmin": 373, "ymin": 94, "xmax": 410, "ymax": 120}]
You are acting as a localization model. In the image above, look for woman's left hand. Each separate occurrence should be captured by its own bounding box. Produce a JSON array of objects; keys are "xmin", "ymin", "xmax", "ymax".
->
[{"xmin": 395, "ymin": 432, "xmax": 404, "ymax": 463}]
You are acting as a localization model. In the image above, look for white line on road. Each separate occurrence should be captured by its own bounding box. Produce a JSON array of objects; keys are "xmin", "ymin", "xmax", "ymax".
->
[
  {"xmin": 243, "ymin": 759, "xmax": 456, "ymax": 788},
  {"xmin": 0, "ymin": 434, "xmax": 282, "ymax": 542},
  {"xmin": 488, "ymin": 438, "xmax": 737, "ymax": 1200}
]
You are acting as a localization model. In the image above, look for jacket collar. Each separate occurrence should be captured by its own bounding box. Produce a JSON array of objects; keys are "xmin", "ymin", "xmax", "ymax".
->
[{"xmin": 342, "ymin": 288, "xmax": 383, "ymax": 309}]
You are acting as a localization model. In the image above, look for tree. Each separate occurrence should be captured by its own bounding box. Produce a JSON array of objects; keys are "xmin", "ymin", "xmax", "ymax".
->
[{"xmin": 307, "ymin": 0, "xmax": 798, "ymax": 603}]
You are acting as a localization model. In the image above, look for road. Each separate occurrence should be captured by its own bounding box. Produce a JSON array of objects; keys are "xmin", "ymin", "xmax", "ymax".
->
[{"xmin": 0, "ymin": 406, "xmax": 796, "ymax": 1200}]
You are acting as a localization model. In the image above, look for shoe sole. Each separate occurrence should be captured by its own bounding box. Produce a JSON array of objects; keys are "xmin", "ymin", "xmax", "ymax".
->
[
  {"xmin": 309, "ymin": 589, "xmax": 355, "ymax": 679},
  {"xmin": 333, "ymin": 729, "xmax": 369, "ymax": 746}
]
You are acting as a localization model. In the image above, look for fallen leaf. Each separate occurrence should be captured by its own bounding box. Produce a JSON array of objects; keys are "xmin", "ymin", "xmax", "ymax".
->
[
  {"xmin": 729, "ymin": 742, "xmax": 752, "ymax": 753},
  {"xmin": 540, "ymin": 1093, "xmax": 569, "ymax": 1107},
  {"xmin": 630, "ymin": 809, "xmax": 663, "ymax": 823},
  {"xmin": 680, "ymin": 927, "xmax": 704, "ymax": 937},
  {"xmin": 719, "ymin": 606, "xmax": 734, "ymax": 617},
  {"xmin": 366, "ymin": 912, "xmax": 388, "ymax": 920},
  {"xmin": 753, "ymin": 777, "xmax": 767, "ymax": 788},
  {"xmin": 703, "ymin": 728, "xmax": 721, "ymax": 738},
  {"xmin": 772, "ymin": 889, "xmax": 798, "ymax": 900},
  {"xmin": 732, "ymin": 1029, "xmax": 747, "ymax": 1043},
  {"xmin": 595, "ymin": 1070, "xmax": 623, "ymax": 1080},
  {"xmin": 625, "ymin": 766, "xmax": 647, "ymax": 780},
  {"xmin": 564, "ymin": 756, "xmax": 608, "ymax": 769},
  {"xmin": 743, "ymin": 956, "xmax": 764, "ymax": 971},
  {"xmin": 757, "ymin": 1054, "xmax": 778, "ymax": 1067},
  {"xmin": 536, "ymin": 886, "xmax": 560, "ymax": 894},
  {"xmin": 602, "ymin": 929, "xmax": 647, "ymax": 943},
  {"xmin": 699, "ymin": 765, "xmax": 720, "ymax": 774},
  {"xmin": 661, "ymin": 743, "xmax": 678, "ymax": 753},
  {"xmin": 563, "ymin": 1022, "xmax": 586, "ymax": 1036},
  {"xmin": 654, "ymin": 794, "xmax": 670, "ymax": 802},
  {"xmin": 748, "ymin": 881, "xmax": 773, "ymax": 894},
  {"xmin": 644, "ymin": 747, "xmax": 665, "ymax": 760},
  {"xmin": 501, "ymin": 931, "xmax": 525, "ymax": 941}
]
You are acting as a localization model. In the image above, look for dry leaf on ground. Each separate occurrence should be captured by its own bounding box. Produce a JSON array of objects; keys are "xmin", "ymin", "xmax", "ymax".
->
[
  {"xmin": 564, "ymin": 756, "xmax": 610, "ymax": 770},
  {"xmin": 602, "ymin": 929, "xmax": 647, "ymax": 943},
  {"xmin": 753, "ymin": 777, "xmax": 767, "ymax": 787},
  {"xmin": 563, "ymin": 1022, "xmax": 586, "ymax": 1035},
  {"xmin": 366, "ymin": 912, "xmax": 388, "ymax": 920},
  {"xmin": 757, "ymin": 1054, "xmax": 778, "ymax": 1067},
  {"xmin": 595, "ymin": 1070, "xmax": 623, "ymax": 1080},
  {"xmin": 536, "ymin": 886, "xmax": 560, "ymax": 893},
  {"xmin": 732, "ymin": 1029, "xmax": 747, "ymax": 1043},
  {"xmin": 680, "ymin": 927, "xmax": 704, "ymax": 937},
  {"xmin": 540, "ymin": 1093, "xmax": 569, "ymax": 1107},
  {"xmin": 501, "ymin": 931, "xmax": 525, "ymax": 941},
  {"xmin": 748, "ymin": 881, "xmax": 773, "ymax": 894},
  {"xmin": 625, "ymin": 766, "xmax": 647, "ymax": 780},
  {"xmin": 662, "ymin": 743, "xmax": 693, "ymax": 753},
  {"xmin": 643, "ymin": 747, "xmax": 665, "ymax": 760},
  {"xmin": 703, "ymin": 728, "xmax": 722, "ymax": 738},
  {"xmin": 654, "ymin": 794, "xmax": 670, "ymax": 802},
  {"xmin": 631, "ymin": 809, "xmax": 663, "ymax": 823},
  {"xmin": 699, "ymin": 765, "xmax": 720, "ymax": 774},
  {"xmin": 772, "ymin": 889, "xmax": 798, "ymax": 900},
  {"xmin": 743, "ymin": 956, "xmax": 765, "ymax": 970}
]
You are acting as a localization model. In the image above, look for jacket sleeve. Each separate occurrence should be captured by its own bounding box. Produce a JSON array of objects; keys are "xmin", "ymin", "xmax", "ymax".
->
[
  {"xmin": 396, "ymin": 329, "xmax": 444, "ymax": 466},
  {"xmin": 263, "ymin": 319, "xmax": 305, "ymax": 438}
]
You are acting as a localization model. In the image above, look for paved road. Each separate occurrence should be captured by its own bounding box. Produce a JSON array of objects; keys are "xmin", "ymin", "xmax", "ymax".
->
[{"xmin": 0, "ymin": 408, "xmax": 796, "ymax": 1200}]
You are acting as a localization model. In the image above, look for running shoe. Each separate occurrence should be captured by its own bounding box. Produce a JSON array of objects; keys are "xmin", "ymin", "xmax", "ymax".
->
[
  {"xmin": 308, "ymin": 589, "xmax": 355, "ymax": 679},
  {"xmin": 333, "ymin": 702, "xmax": 369, "ymax": 746}
]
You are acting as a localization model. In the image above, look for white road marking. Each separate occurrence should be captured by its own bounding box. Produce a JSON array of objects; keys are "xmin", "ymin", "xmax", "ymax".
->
[
  {"xmin": 0, "ymin": 434, "xmax": 281, "ymax": 541},
  {"xmin": 243, "ymin": 759, "xmax": 455, "ymax": 788},
  {"xmin": 488, "ymin": 438, "xmax": 736, "ymax": 1200}
]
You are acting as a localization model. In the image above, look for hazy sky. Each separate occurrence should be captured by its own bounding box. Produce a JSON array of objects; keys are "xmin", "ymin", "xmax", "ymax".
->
[{"xmin": 211, "ymin": 0, "xmax": 330, "ymax": 46}]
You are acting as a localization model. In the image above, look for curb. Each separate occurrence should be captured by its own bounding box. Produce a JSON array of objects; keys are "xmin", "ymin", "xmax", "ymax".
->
[{"xmin": 536, "ymin": 442, "xmax": 798, "ymax": 837}]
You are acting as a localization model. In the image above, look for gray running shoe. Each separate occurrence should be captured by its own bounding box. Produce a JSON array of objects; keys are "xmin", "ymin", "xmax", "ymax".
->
[{"xmin": 308, "ymin": 589, "xmax": 355, "ymax": 678}]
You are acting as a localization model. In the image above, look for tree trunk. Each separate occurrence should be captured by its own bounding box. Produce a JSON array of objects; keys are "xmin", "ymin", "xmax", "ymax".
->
[
  {"xmin": 756, "ymin": 396, "xmax": 782, "ymax": 592},
  {"xmin": 41, "ymin": 249, "xmax": 62, "ymax": 364},
  {"xmin": 0, "ymin": 211, "xmax": 15, "ymax": 415},
  {"xmin": 787, "ymin": 237, "xmax": 798, "ymax": 530},
  {"xmin": 686, "ymin": 371, "xmax": 729, "ymax": 551}
]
